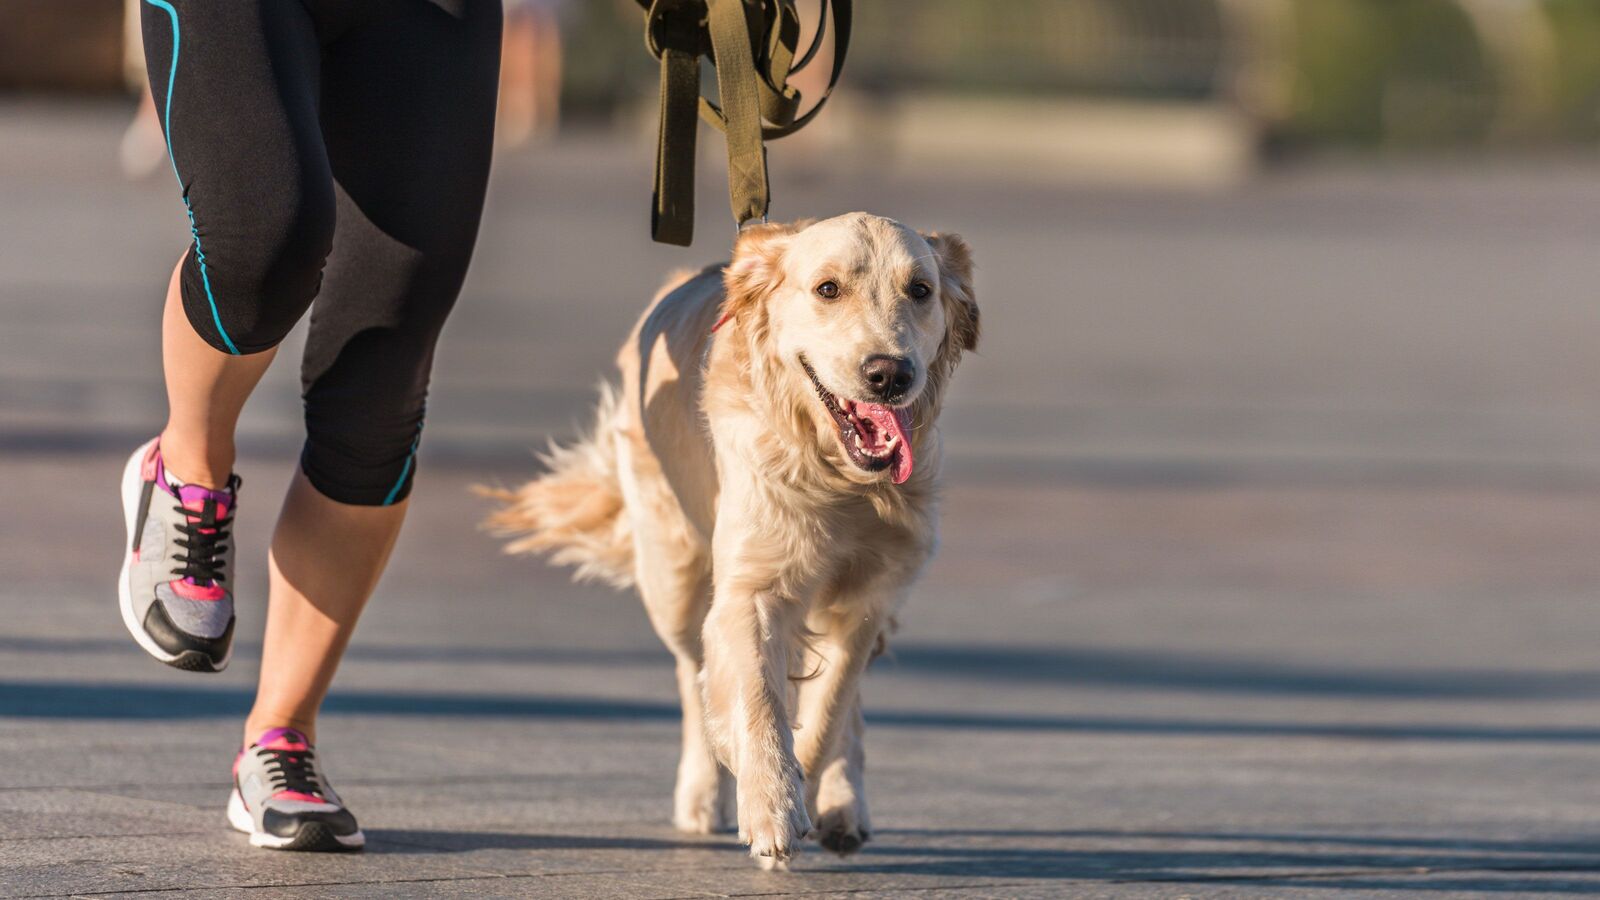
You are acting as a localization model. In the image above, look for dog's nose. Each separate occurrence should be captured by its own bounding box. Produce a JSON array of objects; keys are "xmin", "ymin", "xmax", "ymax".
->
[{"xmin": 861, "ymin": 355, "xmax": 915, "ymax": 400}]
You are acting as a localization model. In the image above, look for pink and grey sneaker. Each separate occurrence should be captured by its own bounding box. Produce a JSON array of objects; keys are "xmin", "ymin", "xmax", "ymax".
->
[
  {"xmin": 117, "ymin": 436, "xmax": 238, "ymax": 672},
  {"xmin": 228, "ymin": 728, "xmax": 365, "ymax": 852}
]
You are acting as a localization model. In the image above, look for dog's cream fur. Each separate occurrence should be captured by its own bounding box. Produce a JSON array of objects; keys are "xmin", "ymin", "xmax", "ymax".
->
[{"xmin": 482, "ymin": 213, "xmax": 978, "ymax": 866}]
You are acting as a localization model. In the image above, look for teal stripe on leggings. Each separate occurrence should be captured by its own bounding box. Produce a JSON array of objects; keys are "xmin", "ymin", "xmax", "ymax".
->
[
  {"xmin": 382, "ymin": 423, "xmax": 425, "ymax": 507},
  {"xmin": 143, "ymin": 0, "xmax": 240, "ymax": 355}
]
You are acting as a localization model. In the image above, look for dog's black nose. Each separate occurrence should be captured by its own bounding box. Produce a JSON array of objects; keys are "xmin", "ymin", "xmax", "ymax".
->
[{"xmin": 861, "ymin": 355, "xmax": 915, "ymax": 400}]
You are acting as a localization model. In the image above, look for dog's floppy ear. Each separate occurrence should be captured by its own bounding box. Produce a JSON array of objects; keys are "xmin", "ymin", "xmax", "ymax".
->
[
  {"xmin": 721, "ymin": 221, "xmax": 799, "ymax": 323},
  {"xmin": 925, "ymin": 232, "xmax": 979, "ymax": 353}
]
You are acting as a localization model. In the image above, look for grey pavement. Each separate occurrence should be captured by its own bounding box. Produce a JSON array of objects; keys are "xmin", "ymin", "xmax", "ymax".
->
[{"xmin": 3, "ymin": 98, "xmax": 1600, "ymax": 898}]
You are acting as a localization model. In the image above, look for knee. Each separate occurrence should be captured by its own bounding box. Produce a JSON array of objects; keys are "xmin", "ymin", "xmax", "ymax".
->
[
  {"xmin": 301, "ymin": 391, "xmax": 426, "ymax": 508},
  {"xmin": 180, "ymin": 188, "xmax": 335, "ymax": 355}
]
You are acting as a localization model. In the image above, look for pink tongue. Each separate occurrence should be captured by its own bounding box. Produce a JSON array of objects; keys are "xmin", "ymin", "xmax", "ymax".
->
[{"xmin": 857, "ymin": 404, "xmax": 915, "ymax": 484}]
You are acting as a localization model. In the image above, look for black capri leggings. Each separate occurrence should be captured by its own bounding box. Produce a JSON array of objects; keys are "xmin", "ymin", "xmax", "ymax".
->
[{"xmin": 140, "ymin": 0, "xmax": 501, "ymax": 505}]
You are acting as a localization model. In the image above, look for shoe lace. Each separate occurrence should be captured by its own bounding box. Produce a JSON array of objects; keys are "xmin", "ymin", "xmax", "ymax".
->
[
  {"xmin": 262, "ymin": 746, "xmax": 326, "ymax": 798},
  {"xmin": 170, "ymin": 491, "xmax": 234, "ymax": 586}
]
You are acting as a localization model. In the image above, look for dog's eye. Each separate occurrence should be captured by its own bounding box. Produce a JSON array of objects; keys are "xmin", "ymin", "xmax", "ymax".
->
[
  {"xmin": 815, "ymin": 280, "xmax": 840, "ymax": 300},
  {"xmin": 909, "ymin": 281, "xmax": 932, "ymax": 301}
]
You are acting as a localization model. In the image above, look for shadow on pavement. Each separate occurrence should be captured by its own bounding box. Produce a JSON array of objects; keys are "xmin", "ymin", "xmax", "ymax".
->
[
  {"xmin": 9, "ymin": 679, "xmax": 1600, "ymax": 743},
  {"xmin": 841, "ymin": 829, "xmax": 1600, "ymax": 888},
  {"xmin": 1234, "ymin": 878, "xmax": 1600, "ymax": 894},
  {"xmin": 8, "ymin": 635, "xmax": 1600, "ymax": 700},
  {"xmin": 369, "ymin": 829, "xmax": 738, "ymax": 855},
  {"xmin": 0, "ymin": 635, "xmax": 666, "ymax": 668},
  {"xmin": 888, "ymin": 829, "xmax": 1600, "ymax": 855},
  {"xmin": 362, "ymin": 825, "xmax": 1600, "ymax": 889},
  {"xmin": 880, "ymin": 643, "xmax": 1600, "ymax": 700}
]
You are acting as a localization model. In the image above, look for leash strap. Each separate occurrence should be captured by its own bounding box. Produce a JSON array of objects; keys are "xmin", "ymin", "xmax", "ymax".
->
[
  {"xmin": 641, "ymin": 0, "xmax": 851, "ymax": 246},
  {"xmin": 706, "ymin": 0, "xmax": 767, "ymax": 231},
  {"xmin": 647, "ymin": 0, "xmax": 704, "ymax": 247}
]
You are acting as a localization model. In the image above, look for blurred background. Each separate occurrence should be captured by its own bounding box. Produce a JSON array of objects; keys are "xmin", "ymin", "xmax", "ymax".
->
[
  {"xmin": 25, "ymin": 0, "xmax": 1600, "ymax": 152},
  {"xmin": 5, "ymin": 0, "xmax": 1600, "ymax": 895}
]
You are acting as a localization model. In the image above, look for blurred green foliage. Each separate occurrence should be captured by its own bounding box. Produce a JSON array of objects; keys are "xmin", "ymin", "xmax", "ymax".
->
[
  {"xmin": 1280, "ymin": 0, "xmax": 1600, "ymax": 147},
  {"xmin": 1280, "ymin": 0, "xmax": 1494, "ymax": 147},
  {"xmin": 557, "ymin": 0, "xmax": 1600, "ymax": 148},
  {"xmin": 846, "ymin": 0, "xmax": 1224, "ymax": 99},
  {"xmin": 558, "ymin": 0, "xmax": 657, "ymax": 118},
  {"xmin": 1544, "ymin": 0, "xmax": 1600, "ymax": 141}
]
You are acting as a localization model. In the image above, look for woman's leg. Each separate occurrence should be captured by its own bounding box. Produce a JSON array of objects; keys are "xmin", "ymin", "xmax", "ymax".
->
[
  {"xmin": 139, "ymin": 0, "xmax": 329, "ymax": 492},
  {"xmin": 241, "ymin": 0, "xmax": 502, "ymax": 741},
  {"xmin": 159, "ymin": 259, "xmax": 276, "ymax": 489},
  {"xmin": 243, "ymin": 471, "xmax": 405, "ymax": 743},
  {"xmin": 228, "ymin": 467, "xmax": 405, "ymax": 851},
  {"xmin": 122, "ymin": 0, "xmax": 332, "ymax": 673}
]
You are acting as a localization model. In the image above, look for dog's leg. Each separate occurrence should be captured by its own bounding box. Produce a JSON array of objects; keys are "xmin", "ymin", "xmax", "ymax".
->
[
  {"xmin": 618, "ymin": 412, "xmax": 726, "ymax": 834},
  {"xmin": 791, "ymin": 606, "xmax": 884, "ymax": 851},
  {"xmin": 811, "ymin": 692, "xmax": 871, "ymax": 855},
  {"xmin": 628, "ymin": 521, "xmax": 730, "ymax": 834},
  {"xmin": 701, "ymin": 585, "xmax": 812, "ymax": 864},
  {"xmin": 795, "ymin": 580, "xmax": 902, "ymax": 856},
  {"xmin": 671, "ymin": 650, "xmax": 735, "ymax": 832}
]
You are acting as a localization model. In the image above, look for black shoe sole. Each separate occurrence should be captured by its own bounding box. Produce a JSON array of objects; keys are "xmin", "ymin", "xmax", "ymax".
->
[
  {"xmin": 265, "ymin": 822, "xmax": 365, "ymax": 853},
  {"xmin": 165, "ymin": 649, "xmax": 226, "ymax": 673}
]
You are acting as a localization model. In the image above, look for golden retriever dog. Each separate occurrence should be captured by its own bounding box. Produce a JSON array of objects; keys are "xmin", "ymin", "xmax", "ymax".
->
[{"xmin": 482, "ymin": 213, "xmax": 979, "ymax": 866}]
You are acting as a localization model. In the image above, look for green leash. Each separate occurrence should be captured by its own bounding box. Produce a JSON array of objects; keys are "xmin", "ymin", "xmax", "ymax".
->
[{"xmin": 640, "ymin": 0, "xmax": 852, "ymax": 246}]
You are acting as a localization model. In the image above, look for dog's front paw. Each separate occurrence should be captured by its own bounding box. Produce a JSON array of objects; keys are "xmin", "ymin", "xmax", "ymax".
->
[
  {"xmin": 737, "ymin": 767, "xmax": 811, "ymax": 864},
  {"xmin": 742, "ymin": 801, "xmax": 812, "ymax": 863}
]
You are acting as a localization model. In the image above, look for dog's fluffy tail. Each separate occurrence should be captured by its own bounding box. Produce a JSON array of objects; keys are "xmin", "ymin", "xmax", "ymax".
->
[{"xmin": 476, "ymin": 384, "xmax": 635, "ymax": 589}]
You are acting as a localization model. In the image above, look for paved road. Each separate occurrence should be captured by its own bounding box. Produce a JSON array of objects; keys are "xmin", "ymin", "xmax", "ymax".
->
[{"xmin": 3, "ymin": 99, "xmax": 1600, "ymax": 898}]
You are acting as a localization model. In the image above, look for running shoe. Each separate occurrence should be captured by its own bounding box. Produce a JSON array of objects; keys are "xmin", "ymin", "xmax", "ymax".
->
[
  {"xmin": 118, "ymin": 436, "xmax": 238, "ymax": 672},
  {"xmin": 228, "ymin": 728, "xmax": 365, "ymax": 851}
]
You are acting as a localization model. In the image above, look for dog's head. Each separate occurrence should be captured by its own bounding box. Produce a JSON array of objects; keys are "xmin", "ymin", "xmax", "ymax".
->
[{"xmin": 721, "ymin": 213, "xmax": 979, "ymax": 486}]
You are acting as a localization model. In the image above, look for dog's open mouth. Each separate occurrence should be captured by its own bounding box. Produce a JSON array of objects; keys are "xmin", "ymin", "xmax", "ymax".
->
[{"xmin": 801, "ymin": 357, "xmax": 914, "ymax": 484}]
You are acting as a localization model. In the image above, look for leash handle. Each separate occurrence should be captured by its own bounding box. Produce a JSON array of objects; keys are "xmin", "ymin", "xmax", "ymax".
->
[{"xmin": 641, "ymin": 0, "xmax": 852, "ymax": 246}]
